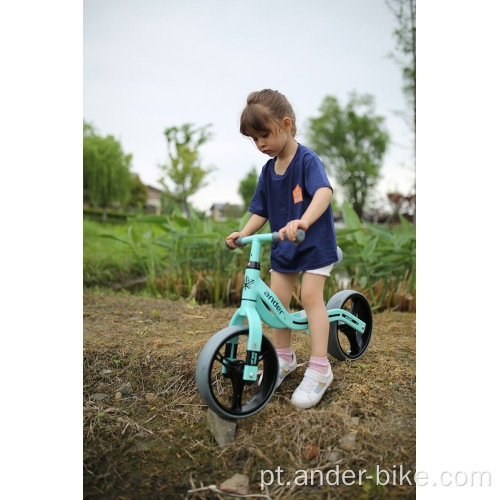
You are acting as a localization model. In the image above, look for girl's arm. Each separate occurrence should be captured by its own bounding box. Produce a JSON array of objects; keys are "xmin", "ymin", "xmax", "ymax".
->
[
  {"xmin": 278, "ymin": 186, "xmax": 332, "ymax": 241},
  {"xmin": 226, "ymin": 213, "xmax": 268, "ymax": 248}
]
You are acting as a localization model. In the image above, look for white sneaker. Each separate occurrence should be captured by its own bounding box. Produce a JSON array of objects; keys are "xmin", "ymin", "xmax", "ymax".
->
[
  {"xmin": 258, "ymin": 351, "xmax": 297, "ymax": 387},
  {"xmin": 291, "ymin": 364, "xmax": 333, "ymax": 409},
  {"xmin": 276, "ymin": 351, "xmax": 297, "ymax": 388}
]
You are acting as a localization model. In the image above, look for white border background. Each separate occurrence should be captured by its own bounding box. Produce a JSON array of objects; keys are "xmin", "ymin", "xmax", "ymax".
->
[
  {"xmin": 417, "ymin": 1, "xmax": 500, "ymax": 497},
  {"xmin": 1, "ymin": 1, "xmax": 500, "ymax": 498}
]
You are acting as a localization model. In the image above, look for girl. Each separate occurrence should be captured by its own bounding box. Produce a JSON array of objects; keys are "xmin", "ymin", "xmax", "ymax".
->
[{"xmin": 226, "ymin": 89, "xmax": 339, "ymax": 409}]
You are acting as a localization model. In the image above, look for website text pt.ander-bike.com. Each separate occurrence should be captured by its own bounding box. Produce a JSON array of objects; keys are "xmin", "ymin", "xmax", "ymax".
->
[{"xmin": 260, "ymin": 465, "xmax": 492, "ymax": 489}]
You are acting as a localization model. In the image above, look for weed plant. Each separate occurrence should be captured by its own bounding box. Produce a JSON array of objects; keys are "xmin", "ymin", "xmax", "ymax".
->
[{"xmin": 84, "ymin": 203, "xmax": 415, "ymax": 312}]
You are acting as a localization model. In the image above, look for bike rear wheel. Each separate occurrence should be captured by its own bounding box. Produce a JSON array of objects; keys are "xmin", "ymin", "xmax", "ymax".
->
[
  {"xmin": 327, "ymin": 290, "xmax": 373, "ymax": 361},
  {"xmin": 196, "ymin": 326, "xmax": 279, "ymax": 419}
]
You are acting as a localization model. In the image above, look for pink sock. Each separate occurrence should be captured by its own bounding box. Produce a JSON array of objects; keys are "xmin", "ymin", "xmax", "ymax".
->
[
  {"xmin": 309, "ymin": 356, "xmax": 330, "ymax": 375},
  {"xmin": 276, "ymin": 348, "xmax": 293, "ymax": 364}
]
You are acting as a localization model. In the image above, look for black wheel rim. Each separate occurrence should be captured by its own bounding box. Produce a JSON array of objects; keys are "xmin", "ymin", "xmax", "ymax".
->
[
  {"xmin": 207, "ymin": 332, "xmax": 278, "ymax": 417},
  {"xmin": 336, "ymin": 294, "xmax": 372, "ymax": 360}
]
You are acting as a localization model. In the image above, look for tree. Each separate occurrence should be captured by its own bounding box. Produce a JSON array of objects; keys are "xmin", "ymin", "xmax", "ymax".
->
[
  {"xmin": 238, "ymin": 166, "xmax": 258, "ymax": 208},
  {"xmin": 386, "ymin": 0, "xmax": 416, "ymax": 153},
  {"xmin": 158, "ymin": 123, "xmax": 214, "ymax": 218},
  {"xmin": 386, "ymin": 0, "xmax": 416, "ymax": 227},
  {"xmin": 308, "ymin": 93, "xmax": 390, "ymax": 218},
  {"xmin": 83, "ymin": 121, "xmax": 133, "ymax": 208},
  {"xmin": 128, "ymin": 175, "xmax": 148, "ymax": 209}
]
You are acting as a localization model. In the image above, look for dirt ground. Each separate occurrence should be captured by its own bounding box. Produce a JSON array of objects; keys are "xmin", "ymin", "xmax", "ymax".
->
[{"xmin": 83, "ymin": 291, "xmax": 416, "ymax": 499}]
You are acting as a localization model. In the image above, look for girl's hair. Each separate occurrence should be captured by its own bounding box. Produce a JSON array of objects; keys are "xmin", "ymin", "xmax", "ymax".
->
[{"xmin": 240, "ymin": 89, "xmax": 297, "ymax": 138}]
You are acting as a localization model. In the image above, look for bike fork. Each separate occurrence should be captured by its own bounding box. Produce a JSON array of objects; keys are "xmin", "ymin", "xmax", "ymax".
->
[{"xmin": 226, "ymin": 244, "xmax": 263, "ymax": 382}]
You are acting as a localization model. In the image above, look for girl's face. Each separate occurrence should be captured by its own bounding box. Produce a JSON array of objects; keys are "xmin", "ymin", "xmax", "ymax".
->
[{"xmin": 251, "ymin": 120, "xmax": 292, "ymax": 158}]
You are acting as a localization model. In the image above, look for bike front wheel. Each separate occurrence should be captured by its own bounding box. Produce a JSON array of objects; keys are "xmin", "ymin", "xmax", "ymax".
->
[{"xmin": 196, "ymin": 325, "xmax": 279, "ymax": 419}]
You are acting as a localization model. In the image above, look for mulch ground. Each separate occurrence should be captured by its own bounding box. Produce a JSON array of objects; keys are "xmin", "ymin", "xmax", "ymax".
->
[{"xmin": 83, "ymin": 291, "xmax": 416, "ymax": 499}]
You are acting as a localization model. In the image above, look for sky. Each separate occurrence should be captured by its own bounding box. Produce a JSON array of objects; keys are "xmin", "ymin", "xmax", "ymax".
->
[{"xmin": 83, "ymin": 0, "xmax": 415, "ymax": 212}]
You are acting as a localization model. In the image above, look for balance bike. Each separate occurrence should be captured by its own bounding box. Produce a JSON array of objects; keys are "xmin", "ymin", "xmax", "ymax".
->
[{"xmin": 196, "ymin": 230, "xmax": 373, "ymax": 419}]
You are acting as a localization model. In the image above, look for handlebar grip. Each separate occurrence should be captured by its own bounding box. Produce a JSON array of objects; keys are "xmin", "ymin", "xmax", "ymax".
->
[
  {"xmin": 225, "ymin": 237, "xmax": 245, "ymax": 251},
  {"xmin": 271, "ymin": 228, "xmax": 305, "ymax": 246},
  {"xmin": 294, "ymin": 229, "xmax": 306, "ymax": 245},
  {"xmin": 225, "ymin": 229, "xmax": 306, "ymax": 251}
]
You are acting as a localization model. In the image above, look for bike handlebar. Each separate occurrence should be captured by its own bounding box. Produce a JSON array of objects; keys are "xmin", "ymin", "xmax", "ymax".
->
[{"xmin": 225, "ymin": 229, "xmax": 306, "ymax": 251}]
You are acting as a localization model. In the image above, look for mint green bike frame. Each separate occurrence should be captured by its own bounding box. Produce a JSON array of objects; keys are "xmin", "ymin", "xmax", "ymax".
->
[{"xmin": 225, "ymin": 233, "xmax": 367, "ymax": 383}]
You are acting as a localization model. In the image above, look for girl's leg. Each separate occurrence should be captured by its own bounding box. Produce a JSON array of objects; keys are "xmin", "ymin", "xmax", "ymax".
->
[
  {"xmin": 270, "ymin": 270, "xmax": 299, "ymax": 349},
  {"xmin": 300, "ymin": 272, "xmax": 329, "ymax": 357},
  {"xmin": 269, "ymin": 270, "xmax": 299, "ymax": 387},
  {"xmin": 290, "ymin": 271, "xmax": 333, "ymax": 409}
]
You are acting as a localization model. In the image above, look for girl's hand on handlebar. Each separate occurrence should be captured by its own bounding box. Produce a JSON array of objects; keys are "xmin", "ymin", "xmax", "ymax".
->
[
  {"xmin": 279, "ymin": 219, "xmax": 309, "ymax": 242},
  {"xmin": 226, "ymin": 232, "xmax": 246, "ymax": 249}
]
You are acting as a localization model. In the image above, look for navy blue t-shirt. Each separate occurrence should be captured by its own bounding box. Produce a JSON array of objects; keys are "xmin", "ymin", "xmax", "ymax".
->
[{"xmin": 248, "ymin": 143, "xmax": 338, "ymax": 272}]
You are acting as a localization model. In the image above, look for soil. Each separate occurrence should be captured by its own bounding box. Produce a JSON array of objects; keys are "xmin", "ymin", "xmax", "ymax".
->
[{"xmin": 83, "ymin": 291, "xmax": 416, "ymax": 499}]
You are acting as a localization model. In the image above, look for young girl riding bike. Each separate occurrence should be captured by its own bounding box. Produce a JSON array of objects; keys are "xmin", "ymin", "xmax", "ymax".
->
[{"xmin": 226, "ymin": 89, "xmax": 339, "ymax": 409}]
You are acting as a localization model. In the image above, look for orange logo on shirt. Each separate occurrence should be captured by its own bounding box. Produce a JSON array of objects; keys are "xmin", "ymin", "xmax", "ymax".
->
[{"xmin": 293, "ymin": 184, "xmax": 303, "ymax": 204}]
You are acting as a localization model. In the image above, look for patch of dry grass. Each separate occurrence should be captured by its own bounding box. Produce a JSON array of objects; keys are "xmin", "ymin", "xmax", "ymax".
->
[{"xmin": 83, "ymin": 292, "xmax": 416, "ymax": 499}]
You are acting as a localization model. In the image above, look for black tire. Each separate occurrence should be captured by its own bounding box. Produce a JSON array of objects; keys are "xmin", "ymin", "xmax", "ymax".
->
[
  {"xmin": 196, "ymin": 325, "xmax": 279, "ymax": 419},
  {"xmin": 326, "ymin": 290, "xmax": 373, "ymax": 361}
]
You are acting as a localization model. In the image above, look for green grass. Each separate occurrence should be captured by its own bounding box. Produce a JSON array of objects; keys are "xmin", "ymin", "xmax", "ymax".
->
[
  {"xmin": 83, "ymin": 219, "xmax": 158, "ymax": 288},
  {"xmin": 83, "ymin": 203, "xmax": 415, "ymax": 312}
]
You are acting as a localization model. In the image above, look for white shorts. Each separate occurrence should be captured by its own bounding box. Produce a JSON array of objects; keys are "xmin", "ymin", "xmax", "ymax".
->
[
  {"xmin": 270, "ymin": 263, "xmax": 335, "ymax": 277},
  {"xmin": 305, "ymin": 263, "xmax": 335, "ymax": 276}
]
